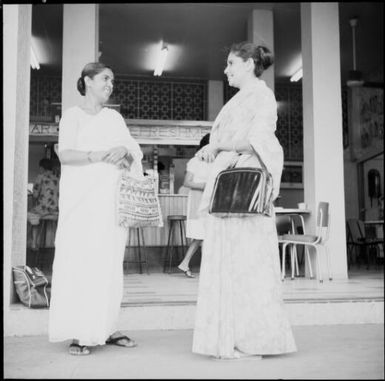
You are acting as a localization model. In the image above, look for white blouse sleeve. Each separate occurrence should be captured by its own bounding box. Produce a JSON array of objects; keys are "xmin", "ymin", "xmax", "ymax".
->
[{"xmin": 58, "ymin": 108, "xmax": 80, "ymax": 153}]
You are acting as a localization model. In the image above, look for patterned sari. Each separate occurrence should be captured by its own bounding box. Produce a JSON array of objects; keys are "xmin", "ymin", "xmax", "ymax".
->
[{"xmin": 193, "ymin": 78, "xmax": 297, "ymax": 358}]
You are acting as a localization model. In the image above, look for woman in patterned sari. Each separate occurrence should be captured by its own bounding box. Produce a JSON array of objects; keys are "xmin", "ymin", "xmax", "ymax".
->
[{"xmin": 192, "ymin": 42, "xmax": 297, "ymax": 360}]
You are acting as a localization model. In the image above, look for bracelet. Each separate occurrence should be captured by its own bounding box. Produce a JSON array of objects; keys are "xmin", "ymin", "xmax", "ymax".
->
[{"xmin": 87, "ymin": 151, "xmax": 92, "ymax": 163}]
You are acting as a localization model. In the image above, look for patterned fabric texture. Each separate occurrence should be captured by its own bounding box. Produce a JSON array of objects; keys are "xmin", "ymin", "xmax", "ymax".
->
[
  {"xmin": 30, "ymin": 171, "xmax": 60, "ymax": 215},
  {"xmin": 192, "ymin": 213, "xmax": 297, "ymax": 357},
  {"xmin": 118, "ymin": 172, "xmax": 163, "ymax": 228}
]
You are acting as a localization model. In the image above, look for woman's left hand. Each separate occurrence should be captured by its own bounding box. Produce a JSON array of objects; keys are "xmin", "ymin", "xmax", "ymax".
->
[
  {"xmin": 195, "ymin": 143, "xmax": 219, "ymax": 163},
  {"xmin": 103, "ymin": 146, "xmax": 128, "ymax": 165}
]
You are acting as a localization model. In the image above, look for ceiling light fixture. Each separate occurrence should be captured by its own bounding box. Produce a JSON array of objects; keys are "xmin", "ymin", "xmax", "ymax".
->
[
  {"xmin": 30, "ymin": 46, "xmax": 40, "ymax": 70},
  {"xmin": 154, "ymin": 45, "xmax": 168, "ymax": 76},
  {"xmin": 290, "ymin": 68, "xmax": 302, "ymax": 82},
  {"xmin": 347, "ymin": 17, "xmax": 364, "ymax": 87}
]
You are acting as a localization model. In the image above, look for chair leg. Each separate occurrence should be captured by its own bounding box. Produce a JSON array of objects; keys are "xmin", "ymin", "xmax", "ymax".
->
[
  {"xmin": 294, "ymin": 246, "xmax": 300, "ymax": 276},
  {"xmin": 168, "ymin": 224, "xmax": 175, "ymax": 274},
  {"xmin": 298, "ymin": 245, "xmax": 305, "ymax": 267},
  {"xmin": 179, "ymin": 221, "xmax": 186, "ymax": 263},
  {"xmin": 325, "ymin": 244, "xmax": 332, "ymax": 281},
  {"xmin": 278, "ymin": 243, "xmax": 284, "ymax": 275},
  {"xmin": 281, "ymin": 243, "xmax": 288, "ymax": 281},
  {"xmin": 163, "ymin": 223, "xmax": 173, "ymax": 273},
  {"xmin": 305, "ymin": 246, "xmax": 314, "ymax": 279},
  {"xmin": 314, "ymin": 246, "xmax": 323, "ymax": 283},
  {"xmin": 290, "ymin": 244, "xmax": 299, "ymax": 279},
  {"xmin": 290, "ymin": 246, "xmax": 295, "ymax": 280}
]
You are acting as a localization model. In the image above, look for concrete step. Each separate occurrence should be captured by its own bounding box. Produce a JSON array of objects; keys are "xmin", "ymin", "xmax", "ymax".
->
[{"xmin": 5, "ymin": 297, "xmax": 384, "ymax": 337}]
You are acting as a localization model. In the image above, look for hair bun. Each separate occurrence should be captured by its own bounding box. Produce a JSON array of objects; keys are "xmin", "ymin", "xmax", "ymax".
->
[
  {"xmin": 77, "ymin": 77, "xmax": 86, "ymax": 96},
  {"xmin": 257, "ymin": 46, "xmax": 274, "ymax": 70}
]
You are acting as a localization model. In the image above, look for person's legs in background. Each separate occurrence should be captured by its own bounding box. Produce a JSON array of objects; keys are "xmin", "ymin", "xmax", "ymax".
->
[
  {"xmin": 27, "ymin": 212, "xmax": 41, "ymax": 267},
  {"xmin": 178, "ymin": 239, "xmax": 202, "ymax": 278},
  {"xmin": 27, "ymin": 213, "xmax": 42, "ymax": 249}
]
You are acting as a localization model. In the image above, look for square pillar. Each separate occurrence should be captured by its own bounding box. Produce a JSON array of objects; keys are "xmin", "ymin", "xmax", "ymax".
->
[
  {"xmin": 3, "ymin": 4, "xmax": 32, "ymax": 309},
  {"xmin": 62, "ymin": 4, "xmax": 99, "ymax": 111},
  {"xmin": 247, "ymin": 9, "xmax": 274, "ymax": 91},
  {"xmin": 207, "ymin": 80, "xmax": 223, "ymax": 121},
  {"xmin": 301, "ymin": 3, "xmax": 348, "ymax": 279}
]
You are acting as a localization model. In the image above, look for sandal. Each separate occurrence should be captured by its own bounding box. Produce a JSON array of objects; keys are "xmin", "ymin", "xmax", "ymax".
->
[
  {"xmin": 69, "ymin": 343, "xmax": 91, "ymax": 356},
  {"xmin": 183, "ymin": 269, "xmax": 194, "ymax": 278},
  {"xmin": 177, "ymin": 265, "xmax": 195, "ymax": 278},
  {"xmin": 106, "ymin": 335, "xmax": 137, "ymax": 348}
]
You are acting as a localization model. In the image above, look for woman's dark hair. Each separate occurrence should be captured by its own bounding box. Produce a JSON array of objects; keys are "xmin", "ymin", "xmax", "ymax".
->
[
  {"xmin": 77, "ymin": 62, "xmax": 112, "ymax": 96},
  {"xmin": 229, "ymin": 42, "xmax": 274, "ymax": 77},
  {"xmin": 199, "ymin": 133, "xmax": 210, "ymax": 149},
  {"xmin": 39, "ymin": 158, "xmax": 53, "ymax": 171}
]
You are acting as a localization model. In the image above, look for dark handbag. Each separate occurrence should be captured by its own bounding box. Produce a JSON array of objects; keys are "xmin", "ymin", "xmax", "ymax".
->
[
  {"xmin": 117, "ymin": 171, "xmax": 163, "ymax": 228},
  {"xmin": 209, "ymin": 147, "xmax": 274, "ymax": 217},
  {"xmin": 12, "ymin": 266, "xmax": 50, "ymax": 308}
]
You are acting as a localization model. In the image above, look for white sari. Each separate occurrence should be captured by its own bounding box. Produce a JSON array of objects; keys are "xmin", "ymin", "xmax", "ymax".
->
[{"xmin": 49, "ymin": 106, "xmax": 143, "ymax": 346}]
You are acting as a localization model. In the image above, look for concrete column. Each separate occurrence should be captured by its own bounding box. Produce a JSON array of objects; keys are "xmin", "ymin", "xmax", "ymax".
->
[
  {"xmin": 301, "ymin": 3, "xmax": 348, "ymax": 279},
  {"xmin": 247, "ymin": 9, "xmax": 274, "ymax": 91},
  {"xmin": 62, "ymin": 4, "xmax": 99, "ymax": 112},
  {"xmin": 207, "ymin": 80, "xmax": 224, "ymax": 121},
  {"xmin": 3, "ymin": 4, "xmax": 32, "ymax": 308}
]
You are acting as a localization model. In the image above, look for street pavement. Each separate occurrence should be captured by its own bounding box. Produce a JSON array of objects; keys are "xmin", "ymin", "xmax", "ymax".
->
[{"xmin": 4, "ymin": 324, "xmax": 384, "ymax": 379}]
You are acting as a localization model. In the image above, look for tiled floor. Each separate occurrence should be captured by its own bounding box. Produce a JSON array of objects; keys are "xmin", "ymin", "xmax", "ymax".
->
[
  {"xmin": 37, "ymin": 255, "xmax": 383, "ymax": 306},
  {"xmin": 121, "ymin": 267, "xmax": 384, "ymax": 306}
]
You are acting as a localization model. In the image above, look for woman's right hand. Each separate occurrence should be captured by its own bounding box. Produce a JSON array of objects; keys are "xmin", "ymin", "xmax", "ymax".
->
[
  {"xmin": 103, "ymin": 146, "xmax": 129, "ymax": 165},
  {"xmin": 116, "ymin": 155, "xmax": 134, "ymax": 170},
  {"xmin": 195, "ymin": 143, "xmax": 218, "ymax": 163}
]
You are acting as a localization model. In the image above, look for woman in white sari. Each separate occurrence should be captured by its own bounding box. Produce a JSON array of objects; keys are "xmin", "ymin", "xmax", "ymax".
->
[
  {"xmin": 192, "ymin": 42, "xmax": 297, "ymax": 359},
  {"xmin": 49, "ymin": 62, "xmax": 143, "ymax": 356}
]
